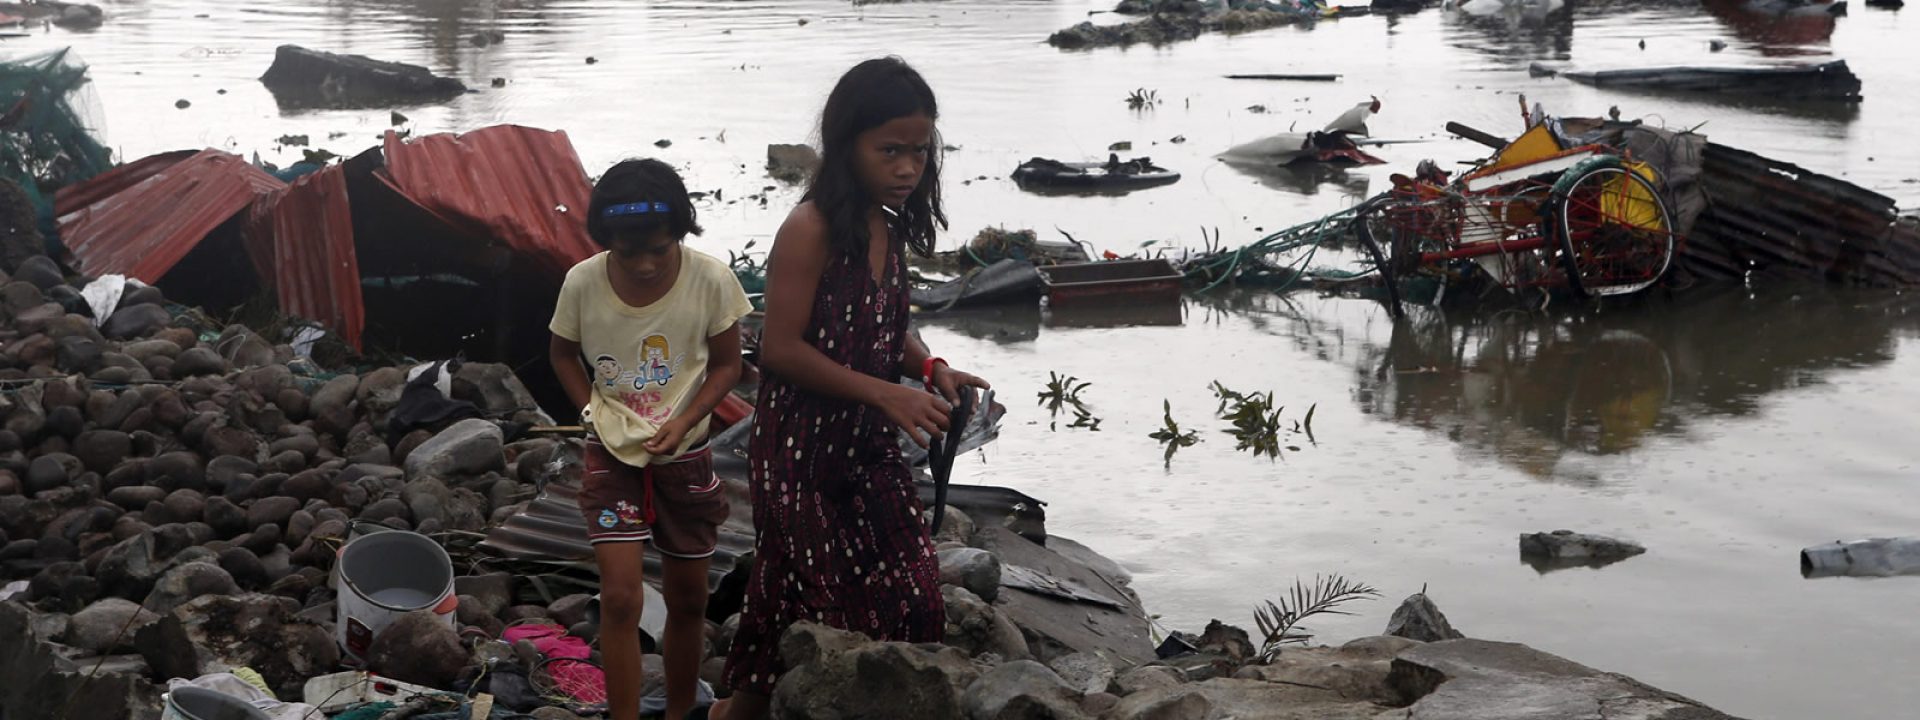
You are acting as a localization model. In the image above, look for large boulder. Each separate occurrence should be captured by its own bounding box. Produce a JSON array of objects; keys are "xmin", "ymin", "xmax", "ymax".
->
[
  {"xmin": 67, "ymin": 597, "xmax": 161, "ymax": 654},
  {"xmin": 937, "ymin": 547, "xmax": 1001, "ymax": 603},
  {"xmin": 962, "ymin": 660, "xmax": 1088, "ymax": 720},
  {"xmin": 1048, "ymin": 652, "xmax": 1118, "ymax": 696},
  {"xmin": 143, "ymin": 561, "xmax": 239, "ymax": 614},
  {"xmin": 1110, "ymin": 678, "xmax": 1381, "ymax": 720},
  {"xmin": 404, "ymin": 418, "xmax": 505, "ymax": 480},
  {"xmin": 771, "ymin": 622, "xmax": 978, "ymax": 720},
  {"xmin": 451, "ymin": 363, "xmax": 543, "ymax": 422},
  {"xmin": 1232, "ymin": 636, "xmax": 1418, "ymax": 705},
  {"xmin": 364, "ymin": 610, "xmax": 467, "ymax": 689},
  {"xmin": 95, "ymin": 531, "xmax": 165, "ymax": 600},
  {"xmin": 941, "ymin": 585, "xmax": 1030, "ymax": 662},
  {"xmin": 0, "ymin": 601, "xmax": 161, "ymax": 720},
  {"xmin": 1388, "ymin": 639, "xmax": 1739, "ymax": 720},
  {"xmin": 454, "ymin": 572, "xmax": 516, "ymax": 619},
  {"xmin": 1385, "ymin": 592, "xmax": 1465, "ymax": 643},
  {"xmin": 259, "ymin": 45, "xmax": 468, "ymax": 110},
  {"xmin": 1519, "ymin": 530, "xmax": 1647, "ymax": 571},
  {"xmin": 102, "ymin": 304, "xmax": 172, "ymax": 341},
  {"xmin": 135, "ymin": 593, "xmax": 339, "ymax": 698}
]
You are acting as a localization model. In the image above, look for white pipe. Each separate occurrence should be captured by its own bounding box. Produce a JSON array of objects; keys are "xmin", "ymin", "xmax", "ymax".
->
[{"xmin": 1801, "ymin": 538, "xmax": 1920, "ymax": 578}]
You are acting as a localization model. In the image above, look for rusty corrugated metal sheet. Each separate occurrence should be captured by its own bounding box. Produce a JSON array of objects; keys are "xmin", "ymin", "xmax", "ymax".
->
[
  {"xmin": 245, "ymin": 166, "xmax": 366, "ymax": 349},
  {"xmin": 52, "ymin": 149, "xmax": 199, "ymax": 218},
  {"xmin": 57, "ymin": 149, "xmax": 285, "ymax": 282},
  {"xmin": 1682, "ymin": 143, "xmax": 1920, "ymax": 286},
  {"xmin": 377, "ymin": 126, "xmax": 598, "ymax": 280}
]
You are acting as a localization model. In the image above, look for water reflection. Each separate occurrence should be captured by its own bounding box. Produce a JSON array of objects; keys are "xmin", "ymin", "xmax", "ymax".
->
[
  {"xmin": 1273, "ymin": 285, "xmax": 1920, "ymax": 481},
  {"xmin": 1701, "ymin": 0, "xmax": 1838, "ymax": 56},
  {"xmin": 1443, "ymin": 0, "xmax": 1576, "ymax": 60},
  {"xmin": 1218, "ymin": 159, "xmax": 1375, "ymax": 200}
]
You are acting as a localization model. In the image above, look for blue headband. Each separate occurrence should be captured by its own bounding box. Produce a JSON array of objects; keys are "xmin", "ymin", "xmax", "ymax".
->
[{"xmin": 604, "ymin": 202, "xmax": 670, "ymax": 218}]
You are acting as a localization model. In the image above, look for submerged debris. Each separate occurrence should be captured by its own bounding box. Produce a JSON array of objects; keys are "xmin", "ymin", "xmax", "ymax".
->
[
  {"xmin": 767, "ymin": 143, "xmax": 821, "ymax": 183},
  {"xmin": 260, "ymin": 45, "xmax": 467, "ymax": 110}
]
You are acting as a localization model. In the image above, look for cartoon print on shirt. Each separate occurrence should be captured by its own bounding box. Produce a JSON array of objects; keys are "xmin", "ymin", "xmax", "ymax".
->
[
  {"xmin": 594, "ymin": 355, "xmax": 622, "ymax": 388},
  {"xmin": 637, "ymin": 335, "xmax": 674, "ymax": 388}
]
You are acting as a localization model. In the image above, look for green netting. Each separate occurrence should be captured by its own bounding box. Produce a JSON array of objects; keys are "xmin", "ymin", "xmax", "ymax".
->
[{"xmin": 0, "ymin": 47, "xmax": 113, "ymax": 241}]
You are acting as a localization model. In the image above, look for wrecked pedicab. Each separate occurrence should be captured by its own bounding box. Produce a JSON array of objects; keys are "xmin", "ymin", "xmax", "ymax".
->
[{"xmin": 1349, "ymin": 107, "xmax": 1683, "ymax": 315}]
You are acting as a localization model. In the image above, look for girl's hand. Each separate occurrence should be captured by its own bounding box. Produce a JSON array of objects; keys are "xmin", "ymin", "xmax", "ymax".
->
[
  {"xmin": 875, "ymin": 383, "xmax": 952, "ymax": 448},
  {"xmin": 931, "ymin": 364, "xmax": 991, "ymax": 406},
  {"xmin": 644, "ymin": 417, "xmax": 693, "ymax": 455}
]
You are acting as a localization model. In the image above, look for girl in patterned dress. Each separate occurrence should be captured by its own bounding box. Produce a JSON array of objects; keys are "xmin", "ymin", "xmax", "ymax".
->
[{"xmin": 710, "ymin": 57, "xmax": 990, "ymax": 720}]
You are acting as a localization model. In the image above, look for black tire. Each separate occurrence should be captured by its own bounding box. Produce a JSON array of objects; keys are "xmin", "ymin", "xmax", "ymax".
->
[{"xmin": 1551, "ymin": 165, "xmax": 1675, "ymax": 299}]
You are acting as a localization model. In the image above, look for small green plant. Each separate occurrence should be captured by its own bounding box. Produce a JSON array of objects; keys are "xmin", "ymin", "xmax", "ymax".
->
[
  {"xmin": 1253, "ymin": 575, "xmax": 1380, "ymax": 662},
  {"xmin": 1214, "ymin": 384, "xmax": 1285, "ymax": 458},
  {"xmin": 1039, "ymin": 372, "xmax": 1098, "ymax": 431},
  {"xmin": 1148, "ymin": 400, "xmax": 1200, "ymax": 467},
  {"xmin": 1126, "ymin": 88, "xmax": 1160, "ymax": 110},
  {"xmin": 1211, "ymin": 383, "xmax": 1320, "ymax": 457}
]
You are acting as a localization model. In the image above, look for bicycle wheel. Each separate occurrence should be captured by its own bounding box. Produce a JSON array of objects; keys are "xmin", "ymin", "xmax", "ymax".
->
[{"xmin": 1552, "ymin": 165, "xmax": 1676, "ymax": 298}]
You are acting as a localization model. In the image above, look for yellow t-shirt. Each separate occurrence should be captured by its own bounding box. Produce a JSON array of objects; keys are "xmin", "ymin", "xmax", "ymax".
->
[{"xmin": 549, "ymin": 248, "xmax": 753, "ymax": 467}]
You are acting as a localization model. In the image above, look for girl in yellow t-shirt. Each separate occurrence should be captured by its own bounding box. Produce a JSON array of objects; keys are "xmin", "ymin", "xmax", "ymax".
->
[{"xmin": 549, "ymin": 158, "xmax": 753, "ymax": 720}]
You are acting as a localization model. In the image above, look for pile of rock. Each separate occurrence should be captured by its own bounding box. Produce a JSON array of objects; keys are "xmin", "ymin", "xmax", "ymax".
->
[{"xmin": 0, "ymin": 256, "xmax": 561, "ymax": 717}]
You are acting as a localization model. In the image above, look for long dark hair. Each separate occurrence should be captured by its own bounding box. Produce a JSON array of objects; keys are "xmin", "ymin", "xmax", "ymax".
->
[{"xmin": 804, "ymin": 57, "xmax": 946, "ymax": 258}]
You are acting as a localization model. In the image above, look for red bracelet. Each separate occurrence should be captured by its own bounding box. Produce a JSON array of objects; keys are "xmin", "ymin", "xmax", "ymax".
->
[{"xmin": 922, "ymin": 356, "xmax": 947, "ymax": 388}]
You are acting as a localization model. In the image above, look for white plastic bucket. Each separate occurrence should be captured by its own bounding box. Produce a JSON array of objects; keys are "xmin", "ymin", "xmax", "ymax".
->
[
  {"xmin": 161, "ymin": 687, "xmax": 270, "ymax": 720},
  {"xmin": 334, "ymin": 530, "xmax": 458, "ymax": 661}
]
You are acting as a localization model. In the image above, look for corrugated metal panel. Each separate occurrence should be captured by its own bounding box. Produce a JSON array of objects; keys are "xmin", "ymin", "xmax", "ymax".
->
[
  {"xmin": 1683, "ymin": 143, "xmax": 1920, "ymax": 286},
  {"xmin": 52, "ymin": 149, "xmax": 199, "ymax": 218},
  {"xmin": 377, "ymin": 126, "xmax": 598, "ymax": 281},
  {"xmin": 57, "ymin": 149, "xmax": 286, "ymax": 282},
  {"xmin": 245, "ymin": 166, "xmax": 366, "ymax": 349}
]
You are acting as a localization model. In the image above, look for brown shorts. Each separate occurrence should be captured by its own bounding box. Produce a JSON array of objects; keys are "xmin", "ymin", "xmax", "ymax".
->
[{"xmin": 578, "ymin": 439, "xmax": 730, "ymax": 558}]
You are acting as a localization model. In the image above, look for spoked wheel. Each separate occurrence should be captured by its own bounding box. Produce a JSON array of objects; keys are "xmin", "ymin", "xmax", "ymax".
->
[
  {"xmin": 1353, "ymin": 203, "xmax": 1404, "ymax": 318},
  {"xmin": 1550, "ymin": 163, "xmax": 1676, "ymax": 298}
]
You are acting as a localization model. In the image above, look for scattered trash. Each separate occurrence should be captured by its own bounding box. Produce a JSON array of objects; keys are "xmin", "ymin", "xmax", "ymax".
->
[
  {"xmin": 1802, "ymin": 538, "xmax": 1920, "ymax": 578},
  {"xmin": 1532, "ymin": 60, "xmax": 1862, "ymax": 103},
  {"xmin": 77, "ymin": 273, "xmax": 126, "ymax": 325},
  {"xmin": 1709, "ymin": 39, "xmax": 1728, "ymax": 51},
  {"xmin": 162, "ymin": 685, "xmax": 272, "ymax": 720},
  {"xmin": 1219, "ymin": 97, "xmax": 1384, "ymax": 166},
  {"xmin": 1109, "ymin": 141, "xmax": 1133, "ymax": 152},
  {"xmin": 585, "ymin": 56, "xmax": 598, "ymax": 64},
  {"xmin": 0, "ymin": 579, "xmax": 26, "ymax": 602},
  {"xmin": 174, "ymin": 99, "xmax": 190, "ymax": 109},
  {"xmin": 274, "ymin": 134, "xmax": 309, "ymax": 146},
  {"xmin": 1225, "ymin": 73, "xmax": 1341, "ymax": 81},
  {"xmin": 302, "ymin": 671, "xmax": 456, "ymax": 714},
  {"xmin": 654, "ymin": 138, "xmax": 672, "ymax": 148},
  {"xmin": 1012, "ymin": 155, "xmax": 1181, "ymax": 193},
  {"xmin": 260, "ymin": 45, "xmax": 467, "ymax": 110},
  {"xmin": 390, "ymin": 110, "xmax": 409, "ymax": 126},
  {"xmin": 491, "ymin": 77, "xmax": 507, "ymax": 87},
  {"xmin": 334, "ymin": 530, "xmax": 457, "ymax": 661}
]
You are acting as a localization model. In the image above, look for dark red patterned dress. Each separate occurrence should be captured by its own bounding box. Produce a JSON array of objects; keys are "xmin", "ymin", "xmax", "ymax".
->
[{"xmin": 723, "ymin": 228, "xmax": 944, "ymax": 695}]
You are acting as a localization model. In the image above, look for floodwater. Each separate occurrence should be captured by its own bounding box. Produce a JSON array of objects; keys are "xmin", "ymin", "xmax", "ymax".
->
[{"xmin": 8, "ymin": 0, "xmax": 1918, "ymax": 717}]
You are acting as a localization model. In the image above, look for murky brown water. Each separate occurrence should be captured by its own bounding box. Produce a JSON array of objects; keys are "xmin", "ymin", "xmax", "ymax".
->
[{"xmin": 12, "ymin": 0, "xmax": 1920, "ymax": 717}]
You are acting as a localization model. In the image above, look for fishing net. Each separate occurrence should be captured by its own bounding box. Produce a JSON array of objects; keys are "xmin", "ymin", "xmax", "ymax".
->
[{"xmin": 0, "ymin": 48, "xmax": 112, "ymax": 239}]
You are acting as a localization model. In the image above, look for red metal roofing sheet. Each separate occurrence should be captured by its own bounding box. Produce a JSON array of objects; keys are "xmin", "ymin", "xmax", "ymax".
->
[
  {"xmin": 56, "ymin": 149, "xmax": 286, "ymax": 282},
  {"xmin": 52, "ymin": 149, "xmax": 199, "ymax": 218},
  {"xmin": 245, "ymin": 166, "xmax": 366, "ymax": 349},
  {"xmin": 377, "ymin": 126, "xmax": 597, "ymax": 280}
]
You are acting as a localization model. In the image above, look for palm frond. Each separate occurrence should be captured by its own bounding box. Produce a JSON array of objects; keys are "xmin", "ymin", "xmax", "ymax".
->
[{"xmin": 1252, "ymin": 574, "xmax": 1380, "ymax": 662}]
